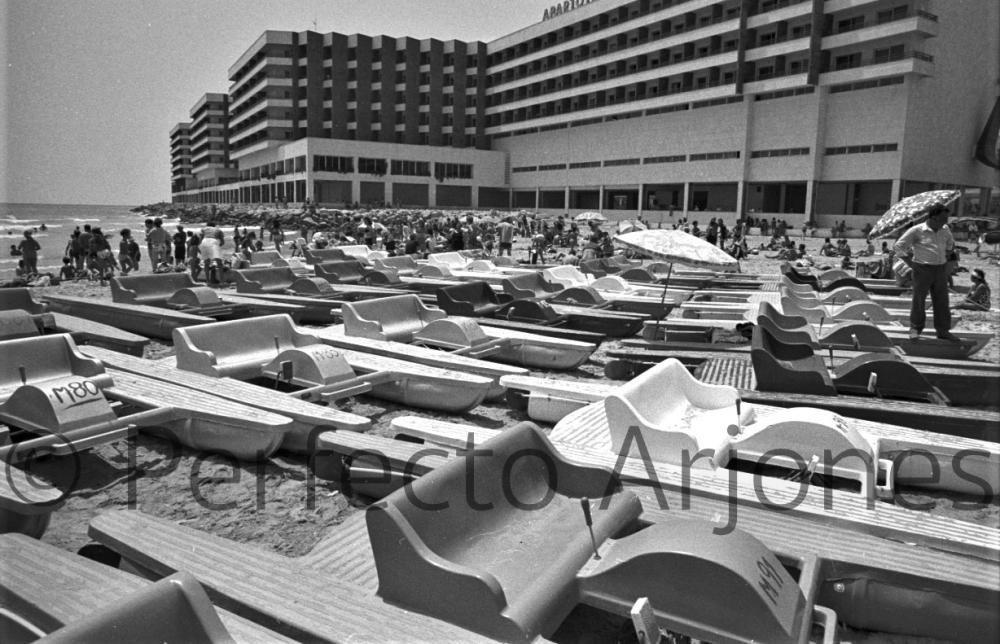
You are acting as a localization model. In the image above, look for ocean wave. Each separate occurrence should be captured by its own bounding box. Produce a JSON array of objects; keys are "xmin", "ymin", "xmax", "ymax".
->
[{"xmin": 73, "ymin": 218, "xmax": 102, "ymax": 222}]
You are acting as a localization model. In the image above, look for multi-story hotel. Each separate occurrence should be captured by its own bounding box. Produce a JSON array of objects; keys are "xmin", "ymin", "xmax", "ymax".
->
[{"xmin": 171, "ymin": 0, "xmax": 1000, "ymax": 225}]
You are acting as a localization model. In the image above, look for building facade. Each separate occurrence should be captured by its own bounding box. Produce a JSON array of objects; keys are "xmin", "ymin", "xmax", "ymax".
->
[{"xmin": 171, "ymin": 0, "xmax": 1000, "ymax": 224}]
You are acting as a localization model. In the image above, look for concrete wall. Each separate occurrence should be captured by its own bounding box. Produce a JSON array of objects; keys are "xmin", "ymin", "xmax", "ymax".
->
[{"xmin": 900, "ymin": 0, "xmax": 1000, "ymax": 189}]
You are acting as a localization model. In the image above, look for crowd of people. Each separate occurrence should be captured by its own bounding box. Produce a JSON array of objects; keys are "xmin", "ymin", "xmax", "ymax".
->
[{"xmin": 3, "ymin": 207, "xmax": 993, "ymax": 313}]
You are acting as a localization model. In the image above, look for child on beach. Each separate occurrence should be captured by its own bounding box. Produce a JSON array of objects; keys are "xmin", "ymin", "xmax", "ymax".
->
[{"xmin": 59, "ymin": 257, "xmax": 75, "ymax": 281}]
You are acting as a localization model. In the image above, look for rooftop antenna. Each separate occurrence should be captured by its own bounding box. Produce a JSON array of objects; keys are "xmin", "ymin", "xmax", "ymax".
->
[{"xmin": 312, "ymin": 17, "xmax": 318, "ymax": 32}]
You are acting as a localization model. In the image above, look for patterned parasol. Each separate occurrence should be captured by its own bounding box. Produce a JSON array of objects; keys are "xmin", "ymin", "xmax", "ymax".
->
[
  {"xmin": 614, "ymin": 229, "xmax": 738, "ymax": 269},
  {"xmin": 867, "ymin": 190, "xmax": 961, "ymax": 239}
]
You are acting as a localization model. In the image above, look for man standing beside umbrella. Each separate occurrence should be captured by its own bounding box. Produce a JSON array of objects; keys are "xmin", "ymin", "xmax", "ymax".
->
[{"xmin": 893, "ymin": 205, "xmax": 958, "ymax": 341}]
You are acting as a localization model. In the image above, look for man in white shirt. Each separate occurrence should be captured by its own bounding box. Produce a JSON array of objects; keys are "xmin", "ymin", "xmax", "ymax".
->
[{"xmin": 893, "ymin": 205, "xmax": 958, "ymax": 340}]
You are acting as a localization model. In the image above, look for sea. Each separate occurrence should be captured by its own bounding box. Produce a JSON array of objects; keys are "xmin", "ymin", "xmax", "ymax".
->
[{"xmin": 1, "ymin": 202, "xmax": 213, "ymax": 280}]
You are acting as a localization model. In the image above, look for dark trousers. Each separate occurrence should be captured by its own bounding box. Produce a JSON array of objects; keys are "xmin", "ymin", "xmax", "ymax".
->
[{"xmin": 910, "ymin": 262, "xmax": 951, "ymax": 335}]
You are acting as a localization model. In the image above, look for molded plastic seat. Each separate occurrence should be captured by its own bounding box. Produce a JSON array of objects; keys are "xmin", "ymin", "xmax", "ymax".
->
[
  {"xmin": 501, "ymin": 272, "xmax": 563, "ymax": 300},
  {"xmin": 426, "ymin": 251, "xmax": 470, "ymax": 271},
  {"xmin": 337, "ymin": 244, "xmax": 380, "ymax": 263},
  {"xmin": 341, "ymin": 294, "xmax": 447, "ymax": 342},
  {"xmin": 543, "ymin": 266, "xmax": 590, "ymax": 288},
  {"xmin": 757, "ymin": 301, "xmax": 894, "ymax": 349},
  {"xmin": 752, "ymin": 325, "xmax": 937, "ymax": 400},
  {"xmin": 578, "ymin": 258, "xmax": 607, "ymax": 277},
  {"xmin": 619, "ymin": 267, "xmax": 661, "ymax": 283},
  {"xmin": 302, "ymin": 247, "xmax": 348, "ymax": 264},
  {"xmin": 110, "ymin": 273, "xmax": 200, "ymax": 305},
  {"xmin": 372, "ymin": 255, "xmax": 421, "ymax": 276},
  {"xmin": 780, "ymin": 294, "xmax": 896, "ymax": 323},
  {"xmin": 780, "ymin": 264, "xmax": 867, "ymax": 292},
  {"xmin": 604, "ymin": 358, "xmax": 755, "ymax": 466},
  {"xmin": 247, "ymin": 249, "xmax": 284, "ymax": 266},
  {"xmin": 36, "ymin": 572, "xmax": 235, "ymax": 644},
  {"xmin": 367, "ymin": 421, "xmax": 643, "ymax": 641},
  {"xmin": 173, "ymin": 314, "xmax": 322, "ymax": 379},
  {"xmin": 751, "ymin": 326, "xmax": 837, "ymax": 395},
  {"xmin": 315, "ymin": 259, "xmax": 400, "ymax": 285},
  {"xmin": 780, "ymin": 276, "xmax": 871, "ymax": 304},
  {"xmin": 436, "ymin": 281, "xmax": 513, "ymax": 317},
  {"xmin": 0, "ymin": 334, "xmax": 113, "ymax": 402},
  {"xmin": 232, "ymin": 267, "xmax": 299, "ymax": 293},
  {"xmin": 0, "ymin": 287, "xmax": 47, "ymax": 314}
]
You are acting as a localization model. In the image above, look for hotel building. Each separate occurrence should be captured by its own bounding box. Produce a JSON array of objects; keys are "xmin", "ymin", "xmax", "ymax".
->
[{"xmin": 170, "ymin": 0, "xmax": 1000, "ymax": 225}]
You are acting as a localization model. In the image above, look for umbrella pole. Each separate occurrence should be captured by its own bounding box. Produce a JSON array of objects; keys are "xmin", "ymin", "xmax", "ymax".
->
[{"xmin": 653, "ymin": 261, "xmax": 673, "ymax": 340}]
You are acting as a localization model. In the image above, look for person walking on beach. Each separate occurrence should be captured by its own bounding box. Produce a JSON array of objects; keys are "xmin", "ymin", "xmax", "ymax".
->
[
  {"xmin": 78, "ymin": 225, "xmax": 94, "ymax": 273},
  {"xmin": 17, "ymin": 230, "xmax": 40, "ymax": 276},
  {"xmin": 893, "ymin": 205, "xmax": 958, "ymax": 341},
  {"xmin": 65, "ymin": 229, "xmax": 82, "ymax": 272}
]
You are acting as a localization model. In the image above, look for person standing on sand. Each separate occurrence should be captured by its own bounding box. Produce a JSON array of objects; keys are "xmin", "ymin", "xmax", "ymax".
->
[
  {"xmin": 893, "ymin": 205, "xmax": 958, "ymax": 341},
  {"xmin": 78, "ymin": 225, "xmax": 94, "ymax": 273},
  {"xmin": 17, "ymin": 230, "xmax": 40, "ymax": 276},
  {"xmin": 143, "ymin": 218, "xmax": 155, "ymax": 270},
  {"xmin": 146, "ymin": 218, "xmax": 171, "ymax": 269},
  {"xmin": 173, "ymin": 225, "xmax": 187, "ymax": 268},
  {"xmin": 200, "ymin": 220, "xmax": 225, "ymax": 284}
]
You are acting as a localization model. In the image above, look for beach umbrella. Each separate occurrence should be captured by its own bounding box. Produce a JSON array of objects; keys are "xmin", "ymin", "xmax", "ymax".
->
[
  {"xmin": 867, "ymin": 190, "xmax": 961, "ymax": 239},
  {"xmin": 614, "ymin": 229, "xmax": 739, "ymax": 337},
  {"xmin": 574, "ymin": 211, "xmax": 607, "ymax": 223}
]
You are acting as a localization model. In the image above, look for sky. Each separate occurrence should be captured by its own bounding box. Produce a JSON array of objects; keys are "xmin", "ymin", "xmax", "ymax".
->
[{"xmin": 1, "ymin": 0, "xmax": 554, "ymax": 206}]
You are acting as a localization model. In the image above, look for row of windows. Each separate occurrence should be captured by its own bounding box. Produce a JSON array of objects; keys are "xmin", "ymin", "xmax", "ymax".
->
[
  {"xmin": 755, "ymin": 87, "xmax": 815, "ymax": 102},
  {"xmin": 512, "ymin": 150, "xmax": 740, "ymax": 173},
  {"xmin": 238, "ymin": 156, "xmax": 308, "ymax": 181},
  {"xmin": 313, "ymin": 155, "xmax": 354, "ymax": 173},
  {"xmin": 825, "ymin": 143, "xmax": 898, "ymax": 155},
  {"xmin": 434, "ymin": 162, "xmax": 473, "ymax": 180},
  {"xmin": 828, "ymin": 75, "xmax": 904, "ymax": 94},
  {"xmin": 750, "ymin": 148, "xmax": 810, "ymax": 158},
  {"xmin": 391, "ymin": 159, "xmax": 431, "ymax": 176}
]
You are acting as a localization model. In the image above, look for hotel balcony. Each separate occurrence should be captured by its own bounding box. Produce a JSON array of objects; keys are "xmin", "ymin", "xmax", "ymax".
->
[
  {"xmin": 745, "ymin": 0, "xmax": 812, "ymax": 28},
  {"xmin": 229, "ymin": 98, "xmax": 294, "ymax": 130},
  {"xmin": 742, "ymin": 71, "xmax": 810, "ymax": 94},
  {"xmin": 229, "ymin": 56, "xmax": 295, "ymax": 88},
  {"xmin": 744, "ymin": 36, "xmax": 811, "ymax": 62},
  {"xmin": 230, "ymin": 77, "xmax": 293, "ymax": 112},
  {"xmin": 820, "ymin": 51, "xmax": 934, "ymax": 85},
  {"xmin": 822, "ymin": 14, "xmax": 939, "ymax": 49},
  {"xmin": 485, "ymin": 82, "xmax": 738, "ymax": 135},
  {"xmin": 489, "ymin": 16, "xmax": 741, "ymax": 94},
  {"xmin": 229, "ymin": 118, "xmax": 293, "ymax": 146},
  {"xmin": 487, "ymin": 50, "xmax": 739, "ymax": 114}
]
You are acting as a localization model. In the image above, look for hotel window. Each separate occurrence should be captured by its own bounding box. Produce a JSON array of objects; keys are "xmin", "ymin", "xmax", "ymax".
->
[
  {"xmin": 834, "ymin": 53, "xmax": 862, "ymax": 71},
  {"xmin": 877, "ymin": 5, "xmax": 908, "ymax": 24},
  {"xmin": 873, "ymin": 45, "xmax": 905, "ymax": 64},
  {"xmin": 837, "ymin": 16, "xmax": 865, "ymax": 33}
]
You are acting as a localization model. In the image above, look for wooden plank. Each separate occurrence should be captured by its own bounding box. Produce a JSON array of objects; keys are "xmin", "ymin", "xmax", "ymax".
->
[
  {"xmin": 87, "ymin": 510, "xmax": 506, "ymax": 643},
  {"xmin": 80, "ymin": 347, "xmax": 371, "ymax": 451},
  {"xmin": 0, "ymin": 534, "xmax": 292, "ymax": 643}
]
